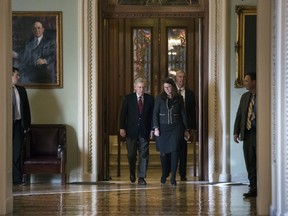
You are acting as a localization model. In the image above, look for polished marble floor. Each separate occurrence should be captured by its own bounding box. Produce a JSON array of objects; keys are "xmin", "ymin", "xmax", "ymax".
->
[{"xmin": 10, "ymin": 168, "xmax": 257, "ymax": 216}]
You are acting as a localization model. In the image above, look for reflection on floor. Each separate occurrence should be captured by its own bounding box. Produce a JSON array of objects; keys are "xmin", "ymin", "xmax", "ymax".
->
[{"xmin": 11, "ymin": 168, "xmax": 257, "ymax": 216}]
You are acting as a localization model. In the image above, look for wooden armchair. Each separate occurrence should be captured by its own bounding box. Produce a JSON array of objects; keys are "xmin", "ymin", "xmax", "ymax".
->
[{"xmin": 22, "ymin": 124, "xmax": 67, "ymax": 184}]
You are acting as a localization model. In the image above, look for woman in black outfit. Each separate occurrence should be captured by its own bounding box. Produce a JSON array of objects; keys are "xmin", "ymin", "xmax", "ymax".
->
[{"xmin": 153, "ymin": 78, "xmax": 190, "ymax": 186}]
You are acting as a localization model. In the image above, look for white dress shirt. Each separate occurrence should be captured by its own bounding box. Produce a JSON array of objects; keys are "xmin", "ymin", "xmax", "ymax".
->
[{"xmin": 13, "ymin": 86, "xmax": 21, "ymax": 120}]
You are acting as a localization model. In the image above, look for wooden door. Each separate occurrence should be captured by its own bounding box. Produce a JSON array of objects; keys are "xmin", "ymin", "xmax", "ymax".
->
[{"xmin": 122, "ymin": 18, "xmax": 200, "ymax": 97}]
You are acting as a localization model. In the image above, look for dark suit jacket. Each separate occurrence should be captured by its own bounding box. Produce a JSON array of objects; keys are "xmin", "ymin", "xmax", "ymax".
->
[
  {"xmin": 119, "ymin": 93, "xmax": 154, "ymax": 139},
  {"xmin": 234, "ymin": 91, "xmax": 256, "ymax": 141},
  {"xmin": 184, "ymin": 88, "xmax": 197, "ymax": 130},
  {"xmin": 18, "ymin": 36, "xmax": 56, "ymax": 83},
  {"xmin": 15, "ymin": 85, "xmax": 31, "ymax": 130},
  {"xmin": 21, "ymin": 36, "xmax": 56, "ymax": 68},
  {"xmin": 152, "ymin": 95, "xmax": 188, "ymax": 129},
  {"xmin": 153, "ymin": 95, "xmax": 188, "ymax": 153}
]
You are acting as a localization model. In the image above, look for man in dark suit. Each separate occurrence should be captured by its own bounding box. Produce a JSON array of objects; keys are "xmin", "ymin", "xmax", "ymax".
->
[
  {"xmin": 13, "ymin": 20, "xmax": 56, "ymax": 84},
  {"xmin": 119, "ymin": 77, "xmax": 154, "ymax": 185},
  {"xmin": 175, "ymin": 70, "xmax": 197, "ymax": 181},
  {"xmin": 12, "ymin": 67, "xmax": 31, "ymax": 185},
  {"xmin": 234, "ymin": 72, "xmax": 257, "ymax": 198}
]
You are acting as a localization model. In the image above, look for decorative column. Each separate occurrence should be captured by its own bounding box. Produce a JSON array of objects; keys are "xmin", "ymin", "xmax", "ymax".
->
[
  {"xmin": 270, "ymin": 0, "xmax": 288, "ymax": 215},
  {"xmin": 208, "ymin": 0, "xmax": 231, "ymax": 182},
  {"xmin": 0, "ymin": 0, "xmax": 13, "ymax": 214},
  {"xmin": 73, "ymin": 0, "xmax": 98, "ymax": 182}
]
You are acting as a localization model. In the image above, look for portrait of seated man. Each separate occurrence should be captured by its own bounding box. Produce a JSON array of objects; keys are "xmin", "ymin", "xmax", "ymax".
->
[{"xmin": 13, "ymin": 20, "xmax": 56, "ymax": 84}]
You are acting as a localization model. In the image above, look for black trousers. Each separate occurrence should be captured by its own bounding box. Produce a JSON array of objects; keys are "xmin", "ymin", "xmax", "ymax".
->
[
  {"xmin": 178, "ymin": 138, "xmax": 187, "ymax": 178},
  {"xmin": 160, "ymin": 151, "xmax": 178, "ymax": 181},
  {"xmin": 164, "ymin": 138, "xmax": 187, "ymax": 179},
  {"xmin": 13, "ymin": 120, "xmax": 24, "ymax": 183},
  {"xmin": 243, "ymin": 128, "xmax": 257, "ymax": 191}
]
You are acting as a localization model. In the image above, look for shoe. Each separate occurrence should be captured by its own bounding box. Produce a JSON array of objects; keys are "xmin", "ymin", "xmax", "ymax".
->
[
  {"xmin": 138, "ymin": 177, "xmax": 147, "ymax": 185},
  {"xmin": 180, "ymin": 176, "xmax": 187, "ymax": 181},
  {"xmin": 243, "ymin": 190, "xmax": 257, "ymax": 198},
  {"xmin": 171, "ymin": 179, "xmax": 177, "ymax": 186},
  {"xmin": 160, "ymin": 177, "xmax": 166, "ymax": 185},
  {"xmin": 130, "ymin": 175, "xmax": 136, "ymax": 183}
]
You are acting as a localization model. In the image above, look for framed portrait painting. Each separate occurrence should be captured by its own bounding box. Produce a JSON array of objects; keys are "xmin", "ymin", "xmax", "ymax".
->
[
  {"xmin": 234, "ymin": 6, "xmax": 256, "ymax": 88},
  {"xmin": 12, "ymin": 11, "xmax": 63, "ymax": 88}
]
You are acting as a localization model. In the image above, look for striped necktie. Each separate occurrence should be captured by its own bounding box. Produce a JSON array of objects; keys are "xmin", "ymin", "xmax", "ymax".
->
[
  {"xmin": 246, "ymin": 94, "xmax": 255, "ymax": 130},
  {"xmin": 34, "ymin": 38, "xmax": 38, "ymax": 48}
]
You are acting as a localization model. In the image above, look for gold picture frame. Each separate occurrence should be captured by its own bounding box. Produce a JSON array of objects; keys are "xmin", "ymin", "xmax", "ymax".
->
[
  {"xmin": 234, "ymin": 6, "xmax": 256, "ymax": 88},
  {"xmin": 12, "ymin": 11, "xmax": 63, "ymax": 88}
]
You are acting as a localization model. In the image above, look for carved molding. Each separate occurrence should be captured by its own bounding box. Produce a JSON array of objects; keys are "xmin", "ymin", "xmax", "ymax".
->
[
  {"xmin": 102, "ymin": 12, "xmax": 205, "ymax": 18},
  {"xmin": 102, "ymin": 0, "xmax": 206, "ymax": 18},
  {"xmin": 271, "ymin": 0, "xmax": 277, "ymax": 166},
  {"xmin": 270, "ymin": 0, "xmax": 288, "ymax": 214},
  {"xmin": 284, "ymin": 0, "xmax": 288, "ymax": 209},
  {"xmin": 209, "ymin": 0, "xmax": 219, "ymax": 175},
  {"xmin": 87, "ymin": 0, "xmax": 96, "ymax": 173},
  {"xmin": 208, "ymin": 0, "xmax": 231, "ymax": 182},
  {"xmin": 213, "ymin": 0, "xmax": 219, "ymax": 174}
]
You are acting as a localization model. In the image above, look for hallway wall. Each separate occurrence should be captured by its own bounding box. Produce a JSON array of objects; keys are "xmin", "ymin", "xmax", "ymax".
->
[
  {"xmin": 229, "ymin": 0, "xmax": 257, "ymax": 182},
  {"xmin": 12, "ymin": 0, "xmax": 81, "ymax": 182}
]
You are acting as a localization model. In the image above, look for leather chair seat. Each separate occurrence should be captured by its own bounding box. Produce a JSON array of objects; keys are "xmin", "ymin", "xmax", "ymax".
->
[{"xmin": 22, "ymin": 124, "xmax": 66, "ymax": 184}]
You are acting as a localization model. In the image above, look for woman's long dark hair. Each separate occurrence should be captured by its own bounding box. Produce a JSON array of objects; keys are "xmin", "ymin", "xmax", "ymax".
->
[{"xmin": 160, "ymin": 77, "xmax": 180, "ymax": 100}]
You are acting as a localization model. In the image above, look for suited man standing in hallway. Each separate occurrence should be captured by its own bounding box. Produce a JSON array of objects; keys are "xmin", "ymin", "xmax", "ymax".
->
[
  {"xmin": 174, "ymin": 70, "xmax": 197, "ymax": 181},
  {"xmin": 234, "ymin": 72, "xmax": 257, "ymax": 198},
  {"xmin": 119, "ymin": 77, "xmax": 154, "ymax": 185},
  {"xmin": 12, "ymin": 67, "xmax": 31, "ymax": 185}
]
